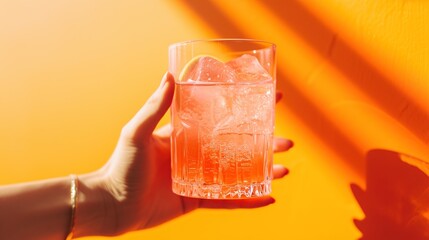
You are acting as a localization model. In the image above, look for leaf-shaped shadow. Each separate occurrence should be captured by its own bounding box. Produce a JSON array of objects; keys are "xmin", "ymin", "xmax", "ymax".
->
[{"xmin": 352, "ymin": 149, "xmax": 429, "ymax": 239}]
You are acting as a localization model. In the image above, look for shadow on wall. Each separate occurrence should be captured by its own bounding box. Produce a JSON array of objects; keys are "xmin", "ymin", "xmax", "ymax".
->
[
  {"xmin": 260, "ymin": 0, "xmax": 429, "ymax": 145},
  {"xmin": 178, "ymin": 1, "xmax": 429, "ymax": 237},
  {"xmin": 180, "ymin": 0, "xmax": 429, "ymax": 179},
  {"xmin": 180, "ymin": 0, "xmax": 365, "ymax": 176},
  {"xmin": 352, "ymin": 149, "xmax": 429, "ymax": 240}
]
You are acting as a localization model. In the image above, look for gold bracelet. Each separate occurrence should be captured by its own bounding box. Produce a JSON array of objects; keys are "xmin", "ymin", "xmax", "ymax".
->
[{"xmin": 66, "ymin": 174, "xmax": 79, "ymax": 240}]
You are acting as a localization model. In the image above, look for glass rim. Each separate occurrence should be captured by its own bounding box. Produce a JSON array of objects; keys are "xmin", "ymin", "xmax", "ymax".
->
[{"xmin": 169, "ymin": 38, "xmax": 276, "ymax": 49}]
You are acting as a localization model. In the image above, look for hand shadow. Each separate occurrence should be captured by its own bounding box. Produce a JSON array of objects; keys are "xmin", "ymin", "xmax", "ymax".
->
[{"xmin": 351, "ymin": 149, "xmax": 429, "ymax": 240}]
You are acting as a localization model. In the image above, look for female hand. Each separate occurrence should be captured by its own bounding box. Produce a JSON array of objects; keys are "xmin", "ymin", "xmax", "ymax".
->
[{"xmin": 78, "ymin": 72, "xmax": 293, "ymax": 237}]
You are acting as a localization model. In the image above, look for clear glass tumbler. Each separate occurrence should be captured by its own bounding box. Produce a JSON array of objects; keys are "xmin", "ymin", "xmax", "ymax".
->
[{"xmin": 169, "ymin": 39, "xmax": 276, "ymax": 199}]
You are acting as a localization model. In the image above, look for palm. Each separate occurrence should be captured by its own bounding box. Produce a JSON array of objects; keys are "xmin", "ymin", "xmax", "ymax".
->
[{"xmin": 140, "ymin": 129, "xmax": 200, "ymax": 228}]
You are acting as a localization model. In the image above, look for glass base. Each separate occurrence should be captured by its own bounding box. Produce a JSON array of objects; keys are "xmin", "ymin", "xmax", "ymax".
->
[{"xmin": 172, "ymin": 180, "xmax": 272, "ymax": 199}]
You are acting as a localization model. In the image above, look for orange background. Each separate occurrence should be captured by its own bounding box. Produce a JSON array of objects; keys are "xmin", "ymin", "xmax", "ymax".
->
[{"xmin": 1, "ymin": 1, "xmax": 428, "ymax": 239}]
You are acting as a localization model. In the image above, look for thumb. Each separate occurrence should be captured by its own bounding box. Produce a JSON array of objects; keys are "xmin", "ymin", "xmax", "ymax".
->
[{"xmin": 122, "ymin": 72, "xmax": 175, "ymax": 142}]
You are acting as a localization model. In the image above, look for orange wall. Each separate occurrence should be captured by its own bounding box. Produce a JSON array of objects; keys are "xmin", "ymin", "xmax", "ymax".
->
[{"xmin": 1, "ymin": 1, "xmax": 428, "ymax": 239}]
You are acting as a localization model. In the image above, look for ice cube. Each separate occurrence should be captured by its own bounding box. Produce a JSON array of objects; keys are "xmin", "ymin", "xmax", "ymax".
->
[
  {"xmin": 179, "ymin": 83, "xmax": 234, "ymax": 129},
  {"xmin": 184, "ymin": 56, "xmax": 237, "ymax": 83},
  {"xmin": 226, "ymin": 54, "xmax": 272, "ymax": 82}
]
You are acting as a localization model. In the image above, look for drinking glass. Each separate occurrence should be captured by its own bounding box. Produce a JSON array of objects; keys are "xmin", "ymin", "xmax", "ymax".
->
[{"xmin": 169, "ymin": 39, "xmax": 276, "ymax": 199}]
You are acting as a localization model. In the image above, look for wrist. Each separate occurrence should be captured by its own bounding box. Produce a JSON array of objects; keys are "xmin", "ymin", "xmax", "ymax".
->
[{"xmin": 73, "ymin": 171, "xmax": 118, "ymax": 238}]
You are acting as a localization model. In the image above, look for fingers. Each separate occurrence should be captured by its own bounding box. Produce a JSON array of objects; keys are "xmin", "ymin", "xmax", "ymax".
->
[
  {"xmin": 194, "ymin": 163, "xmax": 289, "ymax": 210},
  {"xmin": 188, "ymin": 164, "xmax": 288, "ymax": 210},
  {"xmin": 272, "ymin": 136, "xmax": 292, "ymax": 179},
  {"xmin": 273, "ymin": 164, "xmax": 289, "ymax": 179},
  {"xmin": 122, "ymin": 72, "xmax": 175, "ymax": 142},
  {"xmin": 153, "ymin": 124, "xmax": 172, "ymax": 151},
  {"xmin": 198, "ymin": 165, "xmax": 288, "ymax": 208},
  {"xmin": 153, "ymin": 124, "xmax": 172, "ymax": 140},
  {"xmin": 154, "ymin": 128, "xmax": 295, "ymax": 153},
  {"xmin": 273, "ymin": 137, "xmax": 294, "ymax": 153},
  {"xmin": 198, "ymin": 196, "xmax": 275, "ymax": 209}
]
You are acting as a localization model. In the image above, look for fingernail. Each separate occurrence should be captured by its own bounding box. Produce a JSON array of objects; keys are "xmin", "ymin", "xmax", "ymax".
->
[
  {"xmin": 275, "ymin": 138, "xmax": 294, "ymax": 151},
  {"xmin": 283, "ymin": 168, "xmax": 290, "ymax": 176},
  {"xmin": 276, "ymin": 91, "xmax": 283, "ymax": 101},
  {"xmin": 286, "ymin": 140, "xmax": 294, "ymax": 150}
]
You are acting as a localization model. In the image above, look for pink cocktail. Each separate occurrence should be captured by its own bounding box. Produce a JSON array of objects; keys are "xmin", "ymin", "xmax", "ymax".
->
[{"xmin": 169, "ymin": 39, "xmax": 276, "ymax": 199}]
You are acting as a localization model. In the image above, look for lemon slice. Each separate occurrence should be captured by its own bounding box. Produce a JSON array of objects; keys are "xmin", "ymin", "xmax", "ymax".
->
[{"xmin": 179, "ymin": 55, "xmax": 222, "ymax": 82}]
